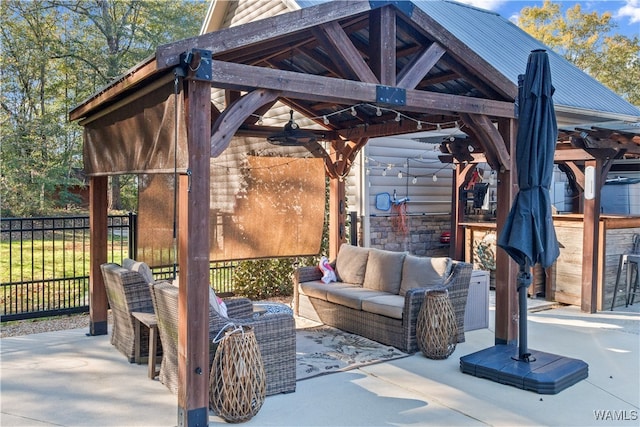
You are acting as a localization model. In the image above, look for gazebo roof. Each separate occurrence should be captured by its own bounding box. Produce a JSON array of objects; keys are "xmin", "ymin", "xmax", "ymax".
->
[{"xmin": 71, "ymin": 0, "xmax": 639, "ymax": 130}]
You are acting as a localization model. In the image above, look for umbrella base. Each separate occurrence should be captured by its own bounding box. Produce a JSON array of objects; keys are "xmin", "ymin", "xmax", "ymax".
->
[{"xmin": 460, "ymin": 345, "xmax": 588, "ymax": 394}]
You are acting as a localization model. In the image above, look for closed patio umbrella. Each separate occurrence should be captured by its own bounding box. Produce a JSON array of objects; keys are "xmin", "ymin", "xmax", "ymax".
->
[
  {"xmin": 461, "ymin": 50, "xmax": 587, "ymax": 394},
  {"xmin": 498, "ymin": 49, "xmax": 560, "ymax": 361}
]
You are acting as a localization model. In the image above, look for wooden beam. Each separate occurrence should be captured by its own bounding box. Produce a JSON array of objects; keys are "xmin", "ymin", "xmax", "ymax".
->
[
  {"xmin": 178, "ymin": 76, "xmax": 211, "ymax": 426},
  {"xmin": 554, "ymin": 149, "xmax": 595, "ymax": 162},
  {"xmin": 210, "ymin": 88, "xmax": 280, "ymax": 157},
  {"xmin": 397, "ymin": 42, "xmax": 446, "ymax": 90},
  {"xmin": 404, "ymin": 88, "xmax": 515, "ymax": 119},
  {"xmin": 409, "ymin": 7, "xmax": 517, "ymax": 99},
  {"xmin": 460, "ymin": 113, "xmax": 512, "ymax": 169},
  {"xmin": 156, "ymin": 1, "xmax": 373, "ymax": 69},
  {"xmin": 370, "ymin": 6, "xmax": 396, "ymax": 86},
  {"xmin": 70, "ymin": 57, "xmax": 158, "ymax": 121},
  {"xmin": 208, "ymin": 60, "xmax": 516, "ymax": 119},
  {"xmin": 89, "ymin": 176, "xmax": 108, "ymax": 336},
  {"xmin": 314, "ymin": 21, "xmax": 379, "ymax": 83}
]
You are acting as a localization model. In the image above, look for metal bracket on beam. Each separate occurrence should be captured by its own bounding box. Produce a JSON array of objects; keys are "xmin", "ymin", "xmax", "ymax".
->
[
  {"xmin": 376, "ymin": 85, "xmax": 406, "ymax": 106},
  {"xmin": 179, "ymin": 49, "xmax": 212, "ymax": 81}
]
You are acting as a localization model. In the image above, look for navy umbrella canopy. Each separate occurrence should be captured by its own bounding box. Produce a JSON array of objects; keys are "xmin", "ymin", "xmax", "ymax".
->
[
  {"xmin": 498, "ymin": 49, "xmax": 560, "ymax": 360},
  {"xmin": 498, "ymin": 49, "xmax": 560, "ymax": 269}
]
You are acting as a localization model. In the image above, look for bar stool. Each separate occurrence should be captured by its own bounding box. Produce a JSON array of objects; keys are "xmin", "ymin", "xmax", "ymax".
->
[{"xmin": 611, "ymin": 254, "xmax": 640, "ymax": 310}]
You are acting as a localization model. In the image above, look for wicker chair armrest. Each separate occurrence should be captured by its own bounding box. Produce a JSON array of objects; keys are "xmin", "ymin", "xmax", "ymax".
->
[
  {"xmin": 209, "ymin": 311, "xmax": 294, "ymax": 342},
  {"xmin": 294, "ymin": 265, "xmax": 323, "ymax": 283},
  {"xmin": 224, "ymin": 297, "xmax": 253, "ymax": 318},
  {"xmin": 404, "ymin": 287, "xmax": 429, "ymax": 322}
]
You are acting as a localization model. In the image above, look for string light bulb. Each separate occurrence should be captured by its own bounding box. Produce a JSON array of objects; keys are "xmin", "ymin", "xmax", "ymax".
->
[
  {"xmin": 432, "ymin": 174, "xmax": 438, "ymax": 182},
  {"xmin": 258, "ymin": 116, "xmax": 263, "ymax": 125},
  {"xmin": 351, "ymin": 106, "xmax": 357, "ymax": 116},
  {"xmin": 376, "ymin": 106, "xmax": 382, "ymax": 116},
  {"xmin": 412, "ymin": 176, "xmax": 418, "ymax": 184},
  {"xmin": 323, "ymin": 115, "xmax": 329, "ymax": 125},
  {"xmin": 416, "ymin": 121, "xmax": 422, "ymax": 130},
  {"xmin": 382, "ymin": 169, "xmax": 387, "ymax": 176},
  {"xmin": 398, "ymin": 171, "xmax": 403, "ymax": 179},
  {"xmin": 395, "ymin": 112, "xmax": 401, "ymax": 122}
]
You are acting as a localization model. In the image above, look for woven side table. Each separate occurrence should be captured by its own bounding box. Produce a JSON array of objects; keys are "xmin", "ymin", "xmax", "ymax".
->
[
  {"xmin": 417, "ymin": 290, "xmax": 457, "ymax": 359},
  {"xmin": 210, "ymin": 325, "xmax": 266, "ymax": 423}
]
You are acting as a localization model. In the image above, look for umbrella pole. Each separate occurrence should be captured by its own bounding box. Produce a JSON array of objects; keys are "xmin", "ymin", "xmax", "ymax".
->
[{"xmin": 517, "ymin": 260, "xmax": 533, "ymax": 361}]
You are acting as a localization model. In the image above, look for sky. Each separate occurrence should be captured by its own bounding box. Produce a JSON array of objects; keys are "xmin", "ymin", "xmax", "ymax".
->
[{"xmin": 456, "ymin": 0, "xmax": 640, "ymax": 39}]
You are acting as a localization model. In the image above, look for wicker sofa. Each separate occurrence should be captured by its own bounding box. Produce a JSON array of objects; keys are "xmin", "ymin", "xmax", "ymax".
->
[
  {"xmin": 150, "ymin": 281, "xmax": 296, "ymax": 396},
  {"xmin": 293, "ymin": 245, "xmax": 473, "ymax": 353}
]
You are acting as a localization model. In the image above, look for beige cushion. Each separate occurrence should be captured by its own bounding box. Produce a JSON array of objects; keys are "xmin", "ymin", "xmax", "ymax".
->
[
  {"xmin": 325, "ymin": 287, "xmax": 387, "ymax": 310},
  {"xmin": 361, "ymin": 295, "xmax": 404, "ymax": 319},
  {"xmin": 362, "ymin": 249, "xmax": 406, "ymax": 294},
  {"xmin": 335, "ymin": 245, "xmax": 370, "ymax": 285},
  {"xmin": 123, "ymin": 258, "xmax": 154, "ymax": 284},
  {"xmin": 399, "ymin": 255, "xmax": 452, "ymax": 296},
  {"xmin": 299, "ymin": 281, "xmax": 359, "ymax": 301}
]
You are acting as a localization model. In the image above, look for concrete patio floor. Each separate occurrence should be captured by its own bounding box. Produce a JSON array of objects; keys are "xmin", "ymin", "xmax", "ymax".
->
[{"xmin": 1, "ymin": 295, "xmax": 638, "ymax": 427}]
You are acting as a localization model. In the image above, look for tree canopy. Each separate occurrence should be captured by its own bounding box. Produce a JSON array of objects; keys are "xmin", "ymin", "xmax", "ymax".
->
[
  {"xmin": 1, "ymin": 0, "xmax": 207, "ymax": 216},
  {"xmin": 518, "ymin": 0, "xmax": 640, "ymax": 105}
]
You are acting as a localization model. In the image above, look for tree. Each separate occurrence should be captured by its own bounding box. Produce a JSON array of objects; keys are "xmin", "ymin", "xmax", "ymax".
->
[
  {"xmin": 1, "ymin": 1, "xmax": 79, "ymax": 216},
  {"xmin": 0, "ymin": 0, "xmax": 207, "ymax": 216},
  {"xmin": 57, "ymin": 0, "xmax": 208, "ymax": 210},
  {"xmin": 518, "ymin": 0, "xmax": 640, "ymax": 106}
]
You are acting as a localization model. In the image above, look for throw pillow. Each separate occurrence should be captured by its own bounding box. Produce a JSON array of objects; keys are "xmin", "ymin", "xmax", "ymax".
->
[
  {"xmin": 209, "ymin": 287, "xmax": 228, "ymax": 318},
  {"xmin": 123, "ymin": 258, "xmax": 155, "ymax": 285},
  {"xmin": 362, "ymin": 249, "xmax": 406, "ymax": 294},
  {"xmin": 335, "ymin": 244, "xmax": 370, "ymax": 285},
  {"xmin": 399, "ymin": 255, "xmax": 452, "ymax": 296},
  {"xmin": 318, "ymin": 256, "xmax": 337, "ymax": 283}
]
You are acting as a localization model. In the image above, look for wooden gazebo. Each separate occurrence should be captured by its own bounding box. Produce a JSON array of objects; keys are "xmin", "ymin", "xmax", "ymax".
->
[{"xmin": 69, "ymin": 1, "xmax": 639, "ymax": 425}]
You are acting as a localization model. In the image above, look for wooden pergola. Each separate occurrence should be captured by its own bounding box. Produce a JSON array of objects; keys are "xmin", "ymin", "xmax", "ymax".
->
[{"xmin": 69, "ymin": 2, "xmax": 638, "ymax": 425}]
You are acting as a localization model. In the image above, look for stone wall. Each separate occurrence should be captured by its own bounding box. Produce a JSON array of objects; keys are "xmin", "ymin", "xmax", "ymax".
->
[{"xmin": 368, "ymin": 214, "xmax": 451, "ymax": 257}]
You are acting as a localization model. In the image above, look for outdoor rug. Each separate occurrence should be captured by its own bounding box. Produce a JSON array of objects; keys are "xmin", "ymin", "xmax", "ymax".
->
[{"xmin": 296, "ymin": 325, "xmax": 409, "ymax": 381}]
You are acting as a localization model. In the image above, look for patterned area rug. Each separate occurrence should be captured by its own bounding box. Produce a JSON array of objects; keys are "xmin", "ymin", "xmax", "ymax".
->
[{"xmin": 296, "ymin": 325, "xmax": 408, "ymax": 381}]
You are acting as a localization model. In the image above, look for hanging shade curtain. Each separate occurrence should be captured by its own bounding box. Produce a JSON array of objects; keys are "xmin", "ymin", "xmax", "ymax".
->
[
  {"xmin": 82, "ymin": 79, "xmax": 188, "ymax": 176},
  {"xmin": 137, "ymin": 151, "xmax": 326, "ymax": 265}
]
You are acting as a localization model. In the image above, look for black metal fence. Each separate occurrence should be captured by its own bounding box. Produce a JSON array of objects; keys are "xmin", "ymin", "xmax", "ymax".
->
[{"xmin": 1, "ymin": 215, "xmax": 235, "ymax": 322}]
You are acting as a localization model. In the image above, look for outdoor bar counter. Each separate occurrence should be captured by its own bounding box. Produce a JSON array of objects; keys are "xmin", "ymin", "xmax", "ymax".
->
[{"xmin": 462, "ymin": 215, "xmax": 640, "ymax": 311}]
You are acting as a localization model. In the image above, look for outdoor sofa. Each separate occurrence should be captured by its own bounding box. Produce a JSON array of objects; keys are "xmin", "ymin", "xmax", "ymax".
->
[{"xmin": 293, "ymin": 245, "xmax": 473, "ymax": 353}]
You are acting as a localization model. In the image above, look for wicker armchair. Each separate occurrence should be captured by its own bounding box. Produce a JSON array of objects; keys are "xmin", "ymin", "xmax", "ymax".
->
[
  {"xmin": 99, "ymin": 263, "xmax": 161, "ymax": 363},
  {"xmin": 149, "ymin": 281, "xmax": 296, "ymax": 396}
]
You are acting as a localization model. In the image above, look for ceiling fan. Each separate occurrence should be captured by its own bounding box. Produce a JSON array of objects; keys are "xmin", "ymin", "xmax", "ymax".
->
[{"xmin": 267, "ymin": 110, "xmax": 318, "ymax": 146}]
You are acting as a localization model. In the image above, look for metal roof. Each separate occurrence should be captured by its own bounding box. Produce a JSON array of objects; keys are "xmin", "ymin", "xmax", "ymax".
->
[{"xmin": 298, "ymin": 0, "xmax": 639, "ymax": 119}]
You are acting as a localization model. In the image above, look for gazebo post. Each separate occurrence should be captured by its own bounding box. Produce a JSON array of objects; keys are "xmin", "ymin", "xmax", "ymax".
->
[
  {"xmin": 494, "ymin": 118, "xmax": 518, "ymax": 345},
  {"xmin": 89, "ymin": 175, "xmax": 108, "ymax": 336},
  {"xmin": 177, "ymin": 54, "xmax": 212, "ymax": 426},
  {"xmin": 581, "ymin": 158, "xmax": 603, "ymax": 313},
  {"xmin": 329, "ymin": 176, "xmax": 347, "ymax": 260}
]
